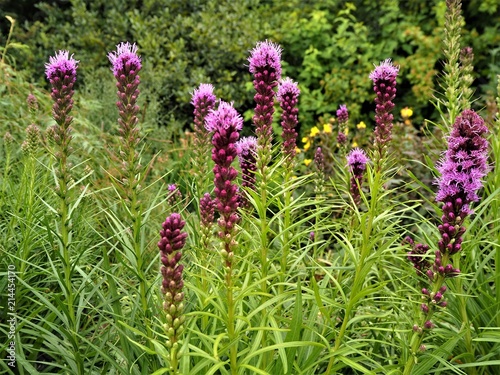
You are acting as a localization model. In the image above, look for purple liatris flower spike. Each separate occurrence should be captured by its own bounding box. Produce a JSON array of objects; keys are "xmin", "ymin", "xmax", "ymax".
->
[
  {"xmin": 249, "ymin": 40, "xmax": 282, "ymax": 165},
  {"xmin": 192, "ymin": 84, "xmax": 216, "ymax": 125},
  {"xmin": 191, "ymin": 84, "xmax": 217, "ymax": 189},
  {"xmin": 167, "ymin": 184, "xmax": 183, "ymax": 207},
  {"xmin": 369, "ymin": 59, "xmax": 399, "ymax": 155},
  {"xmin": 277, "ymin": 77, "xmax": 300, "ymax": 160},
  {"xmin": 414, "ymin": 109, "xmax": 489, "ymax": 333},
  {"xmin": 108, "ymin": 42, "xmax": 142, "ymax": 149},
  {"xmin": 158, "ymin": 213, "xmax": 188, "ymax": 348},
  {"xmin": 200, "ymin": 193, "xmax": 215, "ymax": 229},
  {"xmin": 336, "ymin": 105, "xmax": 349, "ymax": 146},
  {"xmin": 336, "ymin": 105, "xmax": 349, "ymax": 126},
  {"xmin": 404, "ymin": 236, "xmax": 431, "ymax": 277},
  {"xmin": 434, "ymin": 109, "xmax": 489, "ymax": 262},
  {"xmin": 347, "ymin": 148, "xmax": 370, "ymax": 206},
  {"xmin": 45, "ymin": 50, "xmax": 78, "ymax": 152},
  {"xmin": 314, "ymin": 147, "xmax": 324, "ymax": 172},
  {"xmin": 236, "ymin": 136, "xmax": 257, "ymax": 207},
  {"xmin": 205, "ymin": 101, "xmax": 242, "ymax": 266},
  {"xmin": 436, "ymin": 109, "xmax": 489, "ymax": 215}
]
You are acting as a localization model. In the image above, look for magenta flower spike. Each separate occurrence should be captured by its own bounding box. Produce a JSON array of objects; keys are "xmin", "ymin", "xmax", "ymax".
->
[
  {"xmin": 369, "ymin": 59, "xmax": 399, "ymax": 156},
  {"xmin": 191, "ymin": 84, "xmax": 217, "ymax": 190},
  {"xmin": 200, "ymin": 193, "xmax": 216, "ymax": 229},
  {"xmin": 277, "ymin": 77, "xmax": 300, "ymax": 160},
  {"xmin": 414, "ymin": 109, "xmax": 489, "ymax": 331},
  {"xmin": 158, "ymin": 213, "xmax": 188, "ymax": 348},
  {"xmin": 205, "ymin": 101, "xmax": 243, "ymax": 266},
  {"xmin": 167, "ymin": 184, "xmax": 183, "ymax": 208},
  {"xmin": 45, "ymin": 50, "xmax": 79, "ymax": 154},
  {"xmin": 236, "ymin": 136, "xmax": 258, "ymax": 208},
  {"xmin": 249, "ymin": 40, "xmax": 282, "ymax": 161},
  {"xmin": 336, "ymin": 104, "xmax": 349, "ymax": 126},
  {"xmin": 192, "ymin": 83, "xmax": 217, "ymax": 130},
  {"xmin": 336, "ymin": 105, "xmax": 349, "ymax": 146},
  {"xmin": 108, "ymin": 42, "xmax": 142, "ymax": 148},
  {"xmin": 347, "ymin": 148, "xmax": 370, "ymax": 206}
]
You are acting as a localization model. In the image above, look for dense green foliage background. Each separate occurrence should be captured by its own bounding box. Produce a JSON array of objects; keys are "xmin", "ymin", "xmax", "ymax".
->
[{"xmin": 2, "ymin": 0, "xmax": 500, "ymax": 137}]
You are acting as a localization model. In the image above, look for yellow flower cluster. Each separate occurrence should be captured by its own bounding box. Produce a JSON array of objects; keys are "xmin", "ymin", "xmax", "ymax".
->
[
  {"xmin": 309, "ymin": 126, "xmax": 320, "ymax": 137},
  {"xmin": 356, "ymin": 121, "xmax": 366, "ymax": 129},
  {"xmin": 401, "ymin": 107, "xmax": 413, "ymax": 118}
]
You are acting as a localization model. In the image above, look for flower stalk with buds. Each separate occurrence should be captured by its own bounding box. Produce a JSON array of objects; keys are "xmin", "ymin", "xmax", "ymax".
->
[
  {"xmin": 158, "ymin": 213, "xmax": 188, "ymax": 374},
  {"xmin": 404, "ymin": 109, "xmax": 489, "ymax": 374}
]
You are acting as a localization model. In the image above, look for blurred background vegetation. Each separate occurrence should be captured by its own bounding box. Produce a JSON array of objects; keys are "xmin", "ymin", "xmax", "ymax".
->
[{"xmin": 1, "ymin": 0, "xmax": 500, "ymax": 140}]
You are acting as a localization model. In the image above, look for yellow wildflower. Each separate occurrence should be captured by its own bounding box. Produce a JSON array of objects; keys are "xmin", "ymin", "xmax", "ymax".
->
[
  {"xmin": 304, "ymin": 141, "xmax": 311, "ymax": 151},
  {"xmin": 301, "ymin": 136, "xmax": 309, "ymax": 144},
  {"xmin": 357, "ymin": 121, "xmax": 366, "ymax": 129},
  {"xmin": 401, "ymin": 107, "xmax": 413, "ymax": 118},
  {"xmin": 309, "ymin": 126, "xmax": 320, "ymax": 137},
  {"xmin": 295, "ymin": 147, "xmax": 301, "ymax": 154},
  {"xmin": 323, "ymin": 123, "xmax": 333, "ymax": 134},
  {"xmin": 352, "ymin": 141, "xmax": 358, "ymax": 148},
  {"xmin": 304, "ymin": 159, "xmax": 312, "ymax": 166},
  {"xmin": 344, "ymin": 127, "xmax": 349, "ymax": 136}
]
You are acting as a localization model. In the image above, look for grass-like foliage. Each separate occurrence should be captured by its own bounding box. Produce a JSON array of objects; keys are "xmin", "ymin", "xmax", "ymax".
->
[{"xmin": 1, "ymin": 2, "xmax": 499, "ymax": 374}]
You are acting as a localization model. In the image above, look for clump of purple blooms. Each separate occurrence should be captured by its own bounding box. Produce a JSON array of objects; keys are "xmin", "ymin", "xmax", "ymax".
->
[
  {"xmin": 158, "ymin": 213, "xmax": 188, "ymax": 349},
  {"xmin": 205, "ymin": 101, "xmax": 242, "ymax": 267},
  {"xmin": 236, "ymin": 136, "xmax": 257, "ymax": 208},
  {"xmin": 369, "ymin": 59, "xmax": 399, "ymax": 157},
  {"xmin": 277, "ymin": 77, "xmax": 300, "ymax": 160},
  {"xmin": 346, "ymin": 148, "xmax": 370, "ymax": 206}
]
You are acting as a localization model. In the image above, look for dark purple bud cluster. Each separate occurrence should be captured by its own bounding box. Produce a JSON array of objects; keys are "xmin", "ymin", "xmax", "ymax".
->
[
  {"xmin": 346, "ymin": 148, "xmax": 370, "ymax": 206},
  {"xmin": 404, "ymin": 236, "xmax": 431, "ymax": 277},
  {"xmin": 277, "ymin": 77, "xmax": 300, "ymax": 160},
  {"xmin": 236, "ymin": 136, "xmax": 257, "ymax": 208},
  {"xmin": 158, "ymin": 213, "xmax": 188, "ymax": 347}
]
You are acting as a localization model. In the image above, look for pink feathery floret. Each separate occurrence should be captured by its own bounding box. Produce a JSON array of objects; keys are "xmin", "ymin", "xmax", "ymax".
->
[
  {"xmin": 236, "ymin": 136, "xmax": 257, "ymax": 157},
  {"xmin": 337, "ymin": 104, "xmax": 349, "ymax": 124},
  {"xmin": 45, "ymin": 50, "xmax": 79, "ymax": 80},
  {"xmin": 191, "ymin": 83, "xmax": 216, "ymax": 106},
  {"xmin": 347, "ymin": 148, "xmax": 370, "ymax": 172},
  {"xmin": 108, "ymin": 42, "xmax": 141, "ymax": 76},
  {"xmin": 369, "ymin": 58, "xmax": 399, "ymax": 82},
  {"xmin": 205, "ymin": 101, "xmax": 243, "ymax": 132},
  {"xmin": 248, "ymin": 40, "xmax": 282, "ymax": 77},
  {"xmin": 436, "ymin": 109, "xmax": 489, "ymax": 207},
  {"xmin": 277, "ymin": 77, "xmax": 300, "ymax": 103}
]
